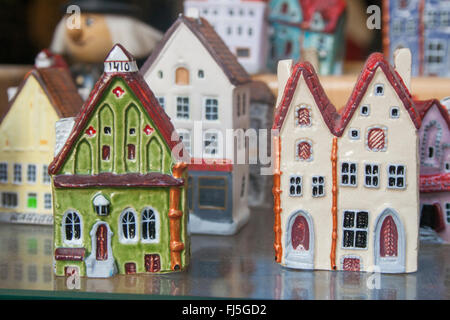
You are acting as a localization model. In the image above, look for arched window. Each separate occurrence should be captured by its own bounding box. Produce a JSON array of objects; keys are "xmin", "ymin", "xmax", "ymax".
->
[
  {"xmin": 367, "ymin": 127, "xmax": 387, "ymax": 152},
  {"xmin": 120, "ymin": 210, "xmax": 137, "ymax": 242},
  {"xmin": 296, "ymin": 106, "xmax": 311, "ymax": 127},
  {"xmin": 63, "ymin": 211, "xmax": 81, "ymax": 243},
  {"xmin": 142, "ymin": 208, "xmax": 158, "ymax": 242},
  {"xmin": 296, "ymin": 140, "xmax": 312, "ymax": 161},
  {"xmin": 175, "ymin": 67, "xmax": 189, "ymax": 85}
]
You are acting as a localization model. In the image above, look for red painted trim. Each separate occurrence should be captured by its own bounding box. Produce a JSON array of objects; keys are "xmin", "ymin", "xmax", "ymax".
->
[
  {"xmin": 415, "ymin": 99, "xmax": 450, "ymax": 130},
  {"xmin": 420, "ymin": 173, "xmax": 450, "ymax": 193},
  {"xmin": 187, "ymin": 158, "xmax": 233, "ymax": 172},
  {"xmin": 273, "ymin": 53, "xmax": 421, "ymax": 137}
]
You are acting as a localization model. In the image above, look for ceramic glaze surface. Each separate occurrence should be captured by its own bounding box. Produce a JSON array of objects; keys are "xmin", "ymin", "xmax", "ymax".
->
[{"xmin": 273, "ymin": 51, "xmax": 420, "ymax": 273}]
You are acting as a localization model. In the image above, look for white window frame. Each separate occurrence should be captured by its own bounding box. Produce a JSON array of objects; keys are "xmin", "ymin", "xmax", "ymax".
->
[
  {"xmin": 27, "ymin": 164, "xmax": 37, "ymax": 184},
  {"xmin": 13, "ymin": 164, "xmax": 22, "ymax": 184},
  {"xmin": 342, "ymin": 210, "xmax": 369, "ymax": 250},
  {"xmin": 203, "ymin": 130, "xmax": 220, "ymax": 157},
  {"xmin": 425, "ymin": 39, "xmax": 446, "ymax": 70},
  {"xmin": 177, "ymin": 129, "xmax": 191, "ymax": 156},
  {"xmin": 349, "ymin": 128, "xmax": 360, "ymax": 140},
  {"xmin": 312, "ymin": 176, "xmax": 325, "ymax": 197},
  {"xmin": 289, "ymin": 175, "xmax": 302, "ymax": 197},
  {"xmin": 390, "ymin": 106, "xmax": 400, "ymax": 119},
  {"xmin": 62, "ymin": 211, "xmax": 83, "ymax": 246},
  {"xmin": 204, "ymin": 97, "xmax": 219, "ymax": 121},
  {"xmin": 1, "ymin": 192, "xmax": 18, "ymax": 209},
  {"xmin": 93, "ymin": 194, "xmax": 110, "ymax": 216},
  {"xmin": 42, "ymin": 165, "xmax": 50, "ymax": 184},
  {"xmin": 141, "ymin": 207, "xmax": 159, "ymax": 244},
  {"xmin": 44, "ymin": 193, "xmax": 52, "ymax": 210},
  {"xmin": 387, "ymin": 164, "xmax": 406, "ymax": 189},
  {"xmin": 0, "ymin": 163, "xmax": 7, "ymax": 183},
  {"xmin": 340, "ymin": 162, "xmax": 358, "ymax": 187},
  {"xmin": 374, "ymin": 84, "xmax": 384, "ymax": 96},
  {"xmin": 360, "ymin": 104, "xmax": 370, "ymax": 116},
  {"xmin": 119, "ymin": 209, "xmax": 138, "ymax": 244},
  {"xmin": 176, "ymin": 96, "xmax": 190, "ymax": 120},
  {"xmin": 364, "ymin": 163, "xmax": 380, "ymax": 189}
]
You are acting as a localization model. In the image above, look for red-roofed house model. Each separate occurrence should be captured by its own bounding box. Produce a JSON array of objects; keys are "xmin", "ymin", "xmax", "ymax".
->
[
  {"xmin": 268, "ymin": 0, "xmax": 347, "ymax": 75},
  {"xmin": 141, "ymin": 15, "xmax": 252, "ymax": 236},
  {"xmin": 416, "ymin": 99, "xmax": 450, "ymax": 242},
  {"xmin": 273, "ymin": 48, "xmax": 420, "ymax": 273},
  {"xmin": 0, "ymin": 50, "xmax": 82, "ymax": 225},
  {"xmin": 48, "ymin": 44, "xmax": 189, "ymax": 278}
]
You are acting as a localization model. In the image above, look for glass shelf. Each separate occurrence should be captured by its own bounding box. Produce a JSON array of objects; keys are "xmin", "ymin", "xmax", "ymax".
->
[{"xmin": 0, "ymin": 207, "xmax": 449, "ymax": 300}]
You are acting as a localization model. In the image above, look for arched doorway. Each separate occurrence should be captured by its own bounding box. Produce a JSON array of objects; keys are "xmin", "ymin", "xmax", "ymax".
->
[
  {"xmin": 85, "ymin": 222, "xmax": 117, "ymax": 278},
  {"xmin": 285, "ymin": 211, "xmax": 314, "ymax": 269},
  {"xmin": 374, "ymin": 209, "xmax": 405, "ymax": 273}
]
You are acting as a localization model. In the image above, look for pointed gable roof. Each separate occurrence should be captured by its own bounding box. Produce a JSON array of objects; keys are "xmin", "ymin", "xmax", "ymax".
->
[
  {"xmin": 49, "ymin": 44, "xmax": 183, "ymax": 175},
  {"xmin": 273, "ymin": 53, "xmax": 421, "ymax": 137},
  {"xmin": 299, "ymin": 0, "xmax": 346, "ymax": 33},
  {"xmin": 141, "ymin": 15, "xmax": 251, "ymax": 86},
  {"xmin": 1, "ymin": 51, "xmax": 82, "ymax": 125},
  {"xmin": 415, "ymin": 99, "xmax": 450, "ymax": 130}
]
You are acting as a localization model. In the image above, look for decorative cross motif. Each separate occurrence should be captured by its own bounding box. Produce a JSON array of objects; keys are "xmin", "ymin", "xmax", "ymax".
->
[
  {"xmin": 112, "ymin": 86, "xmax": 125, "ymax": 98},
  {"xmin": 143, "ymin": 125, "xmax": 154, "ymax": 136},
  {"xmin": 85, "ymin": 126, "xmax": 97, "ymax": 137}
]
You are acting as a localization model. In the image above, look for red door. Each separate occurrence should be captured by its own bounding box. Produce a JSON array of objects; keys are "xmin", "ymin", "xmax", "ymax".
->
[
  {"xmin": 96, "ymin": 225, "xmax": 108, "ymax": 261},
  {"xmin": 145, "ymin": 254, "xmax": 161, "ymax": 273},
  {"xmin": 291, "ymin": 216, "xmax": 309, "ymax": 252},
  {"xmin": 380, "ymin": 216, "xmax": 398, "ymax": 257}
]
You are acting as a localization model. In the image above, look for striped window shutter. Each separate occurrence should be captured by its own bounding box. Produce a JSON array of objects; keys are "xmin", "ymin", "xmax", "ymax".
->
[
  {"xmin": 297, "ymin": 142, "xmax": 312, "ymax": 160},
  {"xmin": 368, "ymin": 128, "xmax": 386, "ymax": 151},
  {"xmin": 297, "ymin": 108, "xmax": 311, "ymax": 126}
]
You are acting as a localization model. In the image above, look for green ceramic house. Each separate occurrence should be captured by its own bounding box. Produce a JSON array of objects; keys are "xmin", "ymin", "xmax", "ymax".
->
[{"xmin": 48, "ymin": 44, "xmax": 189, "ymax": 278}]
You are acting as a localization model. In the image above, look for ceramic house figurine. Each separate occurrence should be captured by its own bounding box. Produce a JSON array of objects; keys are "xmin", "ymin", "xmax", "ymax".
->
[
  {"xmin": 48, "ymin": 44, "xmax": 189, "ymax": 278},
  {"xmin": 183, "ymin": 0, "xmax": 270, "ymax": 74},
  {"xmin": 50, "ymin": 0, "xmax": 163, "ymax": 99},
  {"xmin": 141, "ymin": 15, "xmax": 252, "ymax": 235},
  {"xmin": 0, "ymin": 50, "xmax": 82, "ymax": 225},
  {"xmin": 248, "ymin": 80, "xmax": 276, "ymax": 207},
  {"xmin": 268, "ymin": 0, "xmax": 346, "ymax": 75},
  {"xmin": 383, "ymin": 0, "xmax": 450, "ymax": 77},
  {"xmin": 273, "ymin": 48, "xmax": 421, "ymax": 273},
  {"xmin": 416, "ymin": 99, "xmax": 450, "ymax": 242}
]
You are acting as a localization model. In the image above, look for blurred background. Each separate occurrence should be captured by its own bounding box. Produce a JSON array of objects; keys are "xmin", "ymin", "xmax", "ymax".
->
[{"xmin": 0, "ymin": 0, "xmax": 381, "ymax": 65}]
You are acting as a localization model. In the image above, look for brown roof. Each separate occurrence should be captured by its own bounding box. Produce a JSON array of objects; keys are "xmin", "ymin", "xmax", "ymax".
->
[
  {"xmin": 249, "ymin": 80, "xmax": 276, "ymax": 104},
  {"xmin": 1, "ymin": 67, "xmax": 83, "ymax": 125},
  {"xmin": 141, "ymin": 15, "xmax": 251, "ymax": 86}
]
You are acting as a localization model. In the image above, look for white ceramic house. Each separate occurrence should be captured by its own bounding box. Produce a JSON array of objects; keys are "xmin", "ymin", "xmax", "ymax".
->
[
  {"xmin": 273, "ymin": 48, "xmax": 421, "ymax": 273},
  {"xmin": 184, "ymin": 0, "xmax": 269, "ymax": 74},
  {"xmin": 141, "ymin": 15, "xmax": 252, "ymax": 235}
]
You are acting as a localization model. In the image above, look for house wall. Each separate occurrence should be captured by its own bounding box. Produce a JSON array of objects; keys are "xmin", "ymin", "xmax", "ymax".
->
[
  {"xmin": 0, "ymin": 75, "xmax": 59, "ymax": 216},
  {"xmin": 184, "ymin": 0, "xmax": 269, "ymax": 74},
  {"xmin": 420, "ymin": 192, "xmax": 450, "ymax": 242},
  {"xmin": 53, "ymin": 186, "xmax": 188, "ymax": 276},
  {"xmin": 337, "ymin": 69, "xmax": 419, "ymax": 273}
]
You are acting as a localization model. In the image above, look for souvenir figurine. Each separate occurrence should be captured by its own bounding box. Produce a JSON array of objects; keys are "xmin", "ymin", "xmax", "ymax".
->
[
  {"xmin": 268, "ymin": 0, "xmax": 347, "ymax": 75},
  {"xmin": 0, "ymin": 50, "xmax": 82, "ymax": 225},
  {"xmin": 273, "ymin": 48, "xmax": 420, "ymax": 273},
  {"xmin": 50, "ymin": 0, "xmax": 163, "ymax": 100},
  {"xmin": 184, "ymin": 0, "xmax": 270, "ymax": 74},
  {"xmin": 416, "ymin": 99, "xmax": 450, "ymax": 242},
  {"xmin": 141, "ymin": 14, "xmax": 251, "ymax": 236},
  {"xmin": 248, "ymin": 80, "xmax": 275, "ymax": 208},
  {"xmin": 49, "ymin": 44, "xmax": 189, "ymax": 278},
  {"xmin": 383, "ymin": 0, "xmax": 450, "ymax": 77}
]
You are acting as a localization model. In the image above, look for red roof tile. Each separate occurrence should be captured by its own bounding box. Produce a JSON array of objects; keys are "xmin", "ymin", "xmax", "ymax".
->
[
  {"xmin": 141, "ymin": 15, "xmax": 251, "ymax": 86},
  {"xmin": 273, "ymin": 53, "xmax": 421, "ymax": 136},
  {"xmin": 415, "ymin": 99, "xmax": 450, "ymax": 130},
  {"xmin": 49, "ymin": 44, "xmax": 184, "ymax": 175},
  {"xmin": 420, "ymin": 173, "xmax": 450, "ymax": 193},
  {"xmin": 299, "ymin": 0, "xmax": 347, "ymax": 33}
]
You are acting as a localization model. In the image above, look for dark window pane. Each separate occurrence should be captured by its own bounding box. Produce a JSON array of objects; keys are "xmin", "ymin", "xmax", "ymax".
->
[
  {"xmin": 343, "ymin": 230, "xmax": 354, "ymax": 247},
  {"xmin": 344, "ymin": 211, "xmax": 355, "ymax": 228},
  {"xmin": 357, "ymin": 212, "xmax": 369, "ymax": 228},
  {"xmin": 355, "ymin": 231, "xmax": 367, "ymax": 248}
]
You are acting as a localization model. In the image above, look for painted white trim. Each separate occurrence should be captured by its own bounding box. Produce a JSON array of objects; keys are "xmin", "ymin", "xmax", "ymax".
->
[
  {"xmin": 284, "ymin": 210, "xmax": 315, "ymax": 270},
  {"xmin": 363, "ymin": 163, "xmax": 380, "ymax": 189},
  {"xmin": 340, "ymin": 161, "xmax": 358, "ymax": 187},
  {"xmin": 26, "ymin": 164, "xmax": 37, "ymax": 184},
  {"xmin": 119, "ymin": 208, "xmax": 138, "ymax": 244},
  {"xmin": 141, "ymin": 207, "xmax": 160, "ymax": 244},
  {"xmin": 341, "ymin": 210, "xmax": 369, "ymax": 251},
  {"xmin": 202, "ymin": 96, "xmax": 220, "ymax": 121},
  {"xmin": 374, "ymin": 208, "xmax": 406, "ymax": 273},
  {"xmin": 386, "ymin": 164, "xmax": 406, "ymax": 190},
  {"xmin": 311, "ymin": 175, "xmax": 325, "ymax": 197},
  {"xmin": 62, "ymin": 210, "xmax": 83, "ymax": 247}
]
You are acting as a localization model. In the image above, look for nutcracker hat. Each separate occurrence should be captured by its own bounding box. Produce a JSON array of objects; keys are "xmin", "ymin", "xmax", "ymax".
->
[{"xmin": 63, "ymin": 0, "xmax": 139, "ymax": 18}]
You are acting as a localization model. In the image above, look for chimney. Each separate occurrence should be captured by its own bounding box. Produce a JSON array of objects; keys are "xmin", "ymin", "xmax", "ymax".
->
[
  {"xmin": 393, "ymin": 48, "xmax": 412, "ymax": 91},
  {"xmin": 275, "ymin": 59, "xmax": 293, "ymax": 108},
  {"xmin": 186, "ymin": 8, "xmax": 200, "ymax": 19},
  {"xmin": 35, "ymin": 50, "xmax": 53, "ymax": 68}
]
